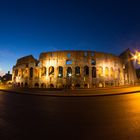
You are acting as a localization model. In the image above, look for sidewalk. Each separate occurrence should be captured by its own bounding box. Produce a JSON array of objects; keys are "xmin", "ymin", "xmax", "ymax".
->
[{"xmin": 0, "ymin": 85, "xmax": 140, "ymax": 96}]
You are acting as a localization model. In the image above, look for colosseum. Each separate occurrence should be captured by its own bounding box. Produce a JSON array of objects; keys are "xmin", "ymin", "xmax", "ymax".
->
[{"xmin": 12, "ymin": 49, "xmax": 137, "ymax": 88}]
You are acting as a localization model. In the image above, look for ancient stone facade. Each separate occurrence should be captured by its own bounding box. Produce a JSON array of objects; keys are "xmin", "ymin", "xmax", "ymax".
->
[{"xmin": 12, "ymin": 49, "xmax": 137, "ymax": 88}]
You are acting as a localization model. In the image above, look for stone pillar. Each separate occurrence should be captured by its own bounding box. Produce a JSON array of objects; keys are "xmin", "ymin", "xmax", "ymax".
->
[{"xmin": 89, "ymin": 67, "xmax": 92, "ymax": 88}]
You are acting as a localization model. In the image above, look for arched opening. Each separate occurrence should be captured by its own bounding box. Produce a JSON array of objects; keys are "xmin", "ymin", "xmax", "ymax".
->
[
  {"xmin": 18, "ymin": 69, "xmax": 23, "ymax": 77},
  {"xmin": 34, "ymin": 68, "xmax": 39, "ymax": 78},
  {"xmin": 58, "ymin": 66, "xmax": 63, "ymax": 78},
  {"xmin": 84, "ymin": 83, "xmax": 88, "ymax": 88},
  {"xmin": 18, "ymin": 82, "xmax": 20, "ymax": 87},
  {"xmin": 110, "ymin": 67, "xmax": 114, "ymax": 78},
  {"xmin": 25, "ymin": 82, "xmax": 28, "ymax": 88},
  {"xmin": 41, "ymin": 83, "xmax": 46, "ymax": 88},
  {"xmin": 98, "ymin": 66, "xmax": 103, "ymax": 77},
  {"xmin": 25, "ymin": 68, "xmax": 28, "ymax": 78},
  {"xmin": 110, "ymin": 81, "xmax": 114, "ymax": 86},
  {"xmin": 91, "ymin": 59, "xmax": 96, "ymax": 65},
  {"xmin": 57, "ymin": 83, "xmax": 63, "ymax": 88},
  {"xmin": 41, "ymin": 67, "xmax": 46, "ymax": 76},
  {"xmin": 105, "ymin": 81, "xmax": 109, "ymax": 87},
  {"xmin": 67, "ymin": 67, "xmax": 72, "ymax": 77},
  {"xmin": 29, "ymin": 67, "xmax": 33, "ymax": 78},
  {"xmin": 21, "ymin": 69, "xmax": 24, "ymax": 78},
  {"xmin": 105, "ymin": 67, "xmax": 109, "ymax": 77},
  {"xmin": 49, "ymin": 66, "xmax": 54, "ymax": 76},
  {"xmin": 15, "ymin": 69, "xmax": 18, "ymax": 76},
  {"xmin": 34, "ymin": 83, "xmax": 39, "ymax": 88},
  {"xmin": 75, "ymin": 83, "xmax": 81, "ymax": 88},
  {"xmin": 75, "ymin": 66, "xmax": 80, "ymax": 76},
  {"xmin": 66, "ymin": 60, "xmax": 72, "ymax": 65},
  {"xmin": 115, "ymin": 69, "xmax": 119, "ymax": 79},
  {"xmin": 84, "ymin": 66, "xmax": 89, "ymax": 76},
  {"xmin": 99, "ymin": 82, "xmax": 103, "ymax": 88},
  {"xmin": 21, "ymin": 82, "xmax": 23, "ymax": 87},
  {"xmin": 92, "ymin": 67, "xmax": 96, "ymax": 78},
  {"xmin": 66, "ymin": 84, "xmax": 72, "ymax": 89},
  {"xmin": 118, "ymin": 69, "xmax": 120, "ymax": 76},
  {"xmin": 50, "ymin": 84, "xmax": 54, "ymax": 88}
]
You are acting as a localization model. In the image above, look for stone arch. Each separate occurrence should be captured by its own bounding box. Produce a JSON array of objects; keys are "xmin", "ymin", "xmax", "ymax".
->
[
  {"xmin": 115, "ymin": 69, "xmax": 119, "ymax": 79},
  {"xmin": 110, "ymin": 67, "xmax": 114, "ymax": 78},
  {"xmin": 21, "ymin": 82, "xmax": 23, "ymax": 87},
  {"xmin": 49, "ymin": 66, "xmax": 54, "ymax": 76},
  {"xmin": 57, "ymin": 83, "xmax": 63, "ymax": 88},
  {"xmin": 58, "ymin": 66, "xmax": 63, "ymax": 77},
  {"xmin": 18, "ymin": 82, "xmax": 20, "ymax": 87},
  {"xmin": 84, "ymin": 66, "xmax": 89, "ymax": 76},
  {"xmin": 21, "ymin": 69, "xmax": 24, "ymax": 78},
  {"xmin": 99, "ymin": 82, "xmax": 104, "ymax": 88},
  {"xmin": 41, "ymin": 83, "xmax": 46, "ymax": 88},
  {"xmin": 41, "ymin": 67, "xmax": 46, "ymax": 76},
  {"xmin": 91, "ymin": 59, "xmax": 96, "ymax": 65},
  {"xmin": 18, "ymin": 68, "xmax": 22, "ymax": 77},
  {"xmin": 24, "ymin": 68, "xmax": 28, "ymax": 77},
  {"xmin": 34, "ymin": 68, "xmax": 39, "ymax": 78},
  {"xmin": 118, "ymin": 68, "xmax": 120, "ymax": 77},
  {"xmin": 92, "ymin": 67, "xmax": 96, "ymax": 78},
  {"xmin": 67, "ymin": 67, "xmax": 72, "ymax": 77},
  {"xmin": 84, "ymin": 83, "xmax": 88, "ymax": 88},
  {"xmin": 34, "ymin": 83, "xmax": 39, "ymax": 88},
  {"xmin": 29, "ymin": 67, "xmax": 33, "ymax": 78},
  {"xmin": 25, "ymin": 82, "xmax": 28, "ymax": 88},
  {"xmin": 119, "ymin": 69, "xmax": 123, "ymax": 81},
  {"xmin": 105, "ymin": 67, "xmax": 109, "ymax": 77},
  {"xmin": 50, "ymin": 84, "xmax": 54, "ymax": 88},
  {"xmin": 98, "ymin": 66, "xmax": 103, "ymax": 77},
  {"xmin": 75, "ymin": 66, "xmax": 80, "ymax": 76},
  {"xmin": 75, "ymin": 83, "xmax": 81, "ymax": 88},
  {"xmin": 15, "ymin": 69, "xmax": 18, "ymax": 76}
]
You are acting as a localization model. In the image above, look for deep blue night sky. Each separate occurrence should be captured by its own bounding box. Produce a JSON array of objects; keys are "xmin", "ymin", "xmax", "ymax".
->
[{"xmin": 0, "ymin": 0, "xmax": 140, "ymax": 75}]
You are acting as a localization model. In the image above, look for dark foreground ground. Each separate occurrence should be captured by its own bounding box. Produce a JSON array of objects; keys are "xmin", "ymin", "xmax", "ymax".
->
[{"xmin": 0, "ymin": 91, "xmax": 140, "ymax": 140}]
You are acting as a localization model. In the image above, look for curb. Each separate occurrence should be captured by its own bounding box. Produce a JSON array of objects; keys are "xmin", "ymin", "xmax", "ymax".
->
[{"xmin": 0, "ymin": 89, "xmax": 140, "ymax": 97}]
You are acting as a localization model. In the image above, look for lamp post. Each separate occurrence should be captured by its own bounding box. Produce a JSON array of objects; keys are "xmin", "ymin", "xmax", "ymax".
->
[{"xmin": 132, "ymin": 50, "xmax": 140, "ymax": 64}]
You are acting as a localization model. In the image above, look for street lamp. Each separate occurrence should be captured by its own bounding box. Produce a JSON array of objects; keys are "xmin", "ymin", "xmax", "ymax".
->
[
  {"xmin": 68, "ymin": 73, "xmax": 72, "ymax": 77},
  {"xmin": 131, "ymin": 50, "xmax": 140, "ymax": 64},
  {"xmin": 58, "ymin": 73, "xmax": 62, "ymax": 77}
]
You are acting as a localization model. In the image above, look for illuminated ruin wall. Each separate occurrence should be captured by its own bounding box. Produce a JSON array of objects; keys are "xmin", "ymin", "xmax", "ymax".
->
[{"xmin": 12, "ymin": 49, "xmax": 137, "ymax": 88}]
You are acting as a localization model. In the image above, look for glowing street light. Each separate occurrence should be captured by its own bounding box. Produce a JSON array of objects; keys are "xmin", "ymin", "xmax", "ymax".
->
[
  {"xmin": 133, "ymin": 55, "xmax": 138, "ymax": 60},
  {"xmin": 131, "ymin": 50, "xmax": 140, "ymax": 64},
  {"xmin": 68, "ymin": 73, "xmax": 72, "ymax": 77}
]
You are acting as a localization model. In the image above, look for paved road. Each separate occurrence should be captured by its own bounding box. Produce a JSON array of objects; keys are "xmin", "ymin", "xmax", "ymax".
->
[
  {"xmin": 0, "ymin": 91, "xmax": 140, "ymax": 140},
  {"xmin": 1, "ymin": 85, "xmax": 140, "ymax": 96}
]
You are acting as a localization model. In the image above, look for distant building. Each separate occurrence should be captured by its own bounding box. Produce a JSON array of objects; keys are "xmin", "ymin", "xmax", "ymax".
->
[
  {"xmin": 12, "ymin": 49, "xmax": 137, "ymax": 88},
  {"xmin": 1, "ymin": 71, "xmax": 12, "ymax": 84}
]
